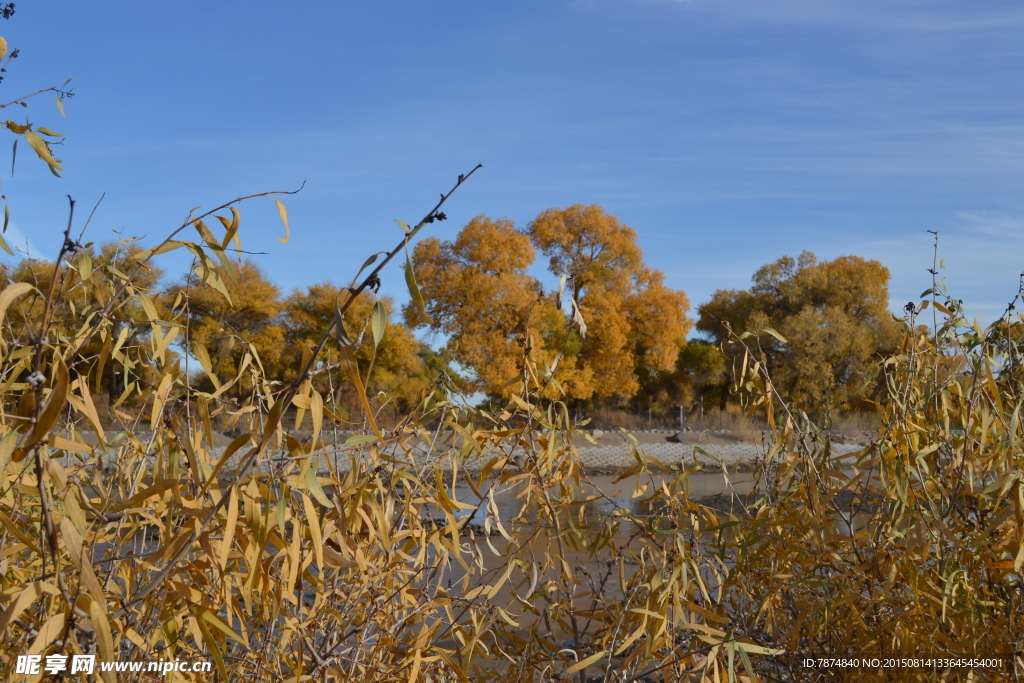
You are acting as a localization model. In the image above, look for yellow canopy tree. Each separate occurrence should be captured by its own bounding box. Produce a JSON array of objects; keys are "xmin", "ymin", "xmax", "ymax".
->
[
  {"xmin": 165, "ymin": 259, "xmax": 285, "ymax": 394},
  {"xmin": 404, "ymin": 216, "xmax": 563, "ymax": 395},
  {"xmin": 281, "ymin": 284, "xmax": 435, "ymax": 411},
  {"xmin": 528, "ymin": 204, "xmax": 692, "ymax": 401},
  {"xmin": 408, "ymin": 206, "xmax": 692, "ymax": 403}
]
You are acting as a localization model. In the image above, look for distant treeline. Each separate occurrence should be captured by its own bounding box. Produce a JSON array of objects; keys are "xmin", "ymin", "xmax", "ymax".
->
[{"xmin": 2, "ymin": 205, "xmax": 899, "ymax": 418}]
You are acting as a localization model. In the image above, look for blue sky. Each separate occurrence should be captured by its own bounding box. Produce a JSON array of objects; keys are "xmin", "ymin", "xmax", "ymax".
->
[{"xmin": 3, "ymin": 0, "xmax": 1023, "ymax": 328}]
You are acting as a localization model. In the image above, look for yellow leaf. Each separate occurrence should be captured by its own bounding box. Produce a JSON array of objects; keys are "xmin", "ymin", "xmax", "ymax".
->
[
  {"xmin": 322, "ymin": 544, "xmax": 356, "ymax": 568},
  {"xmin": 59, "ymin": 517, "xmax": 106, "ymax": 606},
  {"xmin": 23, "ymin": 130, "xmax": 63, "ymax": 175},
  {"xmin": 151, "ymin": 372, "xmax": 173, "ymax": 430},
  {"xmin": 407, "ymin": 649, "xmax": 423, "ymax": 683},
  {"xmin": 109, "ymin": 479, "xmax": 187, "ymax": 512},
  {"xmin": 89, "ymin": 597, "xmax": 117, "ymax": 683},
  {"xmin": 405, "ymin": 252, "xmax": 432, "ymax": 324},
  {"xmin": 262, "ymin": 397, "xmax": 284, "ymax": 444},
  {"xmin": 137, "ymin": 290, "xmax": 159, "ymax": 321},
  {"xmin": 193, "ymin": 263, "xmax": 233, "ymax": 305},
  {"xmin": 733, "ymin": 641, "xmax": 786, "ymax": 656},
  {"xmin": 26, "ymin": 612, "xmax": 65, "ymax": 655},
  {"xmin": 614, "ymin": 617, "xmax": 648, "ymax": 655},
  {"xmin": 192, "ymin": 341, "xmax": 220, "ymax": 388},
  {"xmin": 218, "ymin": 487, "xmax": 239, "ymax": 572},
  {"xmin": 305, "ymin": 465, "xmax": 334, "ymax": 509},
  {"xmin": 0, "ymin": 582, "xmax": 57, "ymax": 635},
  {"xmin": 565, "ymin": 650, "xmax": 606, "ymax": 674},
  {"xmin": 302, "ymin": 493, "xmax": 325, "ymax": 572},
  {"xmin": 679, "ymin": 621, "xmax": 727, "ymax": 638},
  {"xmin": 124, "ymin": 628, "xmax": 146, "ymax": 649},
  {"xmin": 680, "ymin": 597, "xmax": 730, "ymax": 624},
  {"xmin": 110, "ymin": 380, "xmax": 136, "ymax": 409},
  {"xmin": 0, "ymin": 430, "xmax": 16, "ymax": 477},
  {"xmin": 134, "ymin": 240, "xmax": 188, "ymax": 259},
  {"xmin": 630, "ymin": 608, "xmax": 668, "ymax": 620},
  {"xmin": 0, "ymin": 509, "xmax": 41, "ymax": 554},
  {"xmin": 12, "ymin": 358, "xmax": 69, "ymax": 463},
  {"xmin": 486, "ymin": 561, "xmax": 515, "ymax": 600},
  {"xmin": 0, "ymin": 37, "xmax": 6, "ymax": 61},
  {"xmin": 217, "ymin": 207, "xmax": 240, "ymax": 249},
  {"xmin": 487, "ymin": 488, "xmax": 513, "ymax": 542},
  {"xmin": 73, "ymin": 377, "xmax": 107, "ymax": 444},
  {"xmin": 198, "ymin": 435, "xmax": 252, "ymax": 498},
  {"xmin": 0, "ymin": 281, "xmax": 35, "ymax": 328},
  {"xmin": 310, "ymin": 388, "xmax": 323, "ymax": 446},
  {"xmin": 275, "ymin": 199, "xmax": 290, "ymax": 243},
  {"xmin": 334, "ymin": 310, "xmax": 381, "ymax": 441},
  {"xmin": 192, "ymin": 603, "xmax": 245, "ymax": 644},
  {"xmin": 77, "ymin": 251, "xmax": 92, "ymax": 280},
  {"xmin": 55, "ymin": 473, "xmax": 88, "ymax": 535},
  {"xmin": 192, "ymin": 607, "xmax": 228, "ymax": 681}
]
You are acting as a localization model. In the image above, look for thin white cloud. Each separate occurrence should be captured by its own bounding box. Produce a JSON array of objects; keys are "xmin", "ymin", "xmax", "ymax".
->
[
  {"xmin": 0, "ymin": 222, "xmax": 46, "ymax": 261},
  {"xmin": 954, "ymin": 211, "xmax": 1024, "ymax": 240},
  {"xmin": 623, "ymin": 0, "xmax": 1024, "ymax": 33}
]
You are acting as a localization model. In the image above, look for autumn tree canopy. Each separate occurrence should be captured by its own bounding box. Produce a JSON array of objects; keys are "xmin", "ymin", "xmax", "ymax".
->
[
  {"xmin": 163, "ymin": 261, "xmax": 443, "ymax": 415},
  {"xmin": 697, "ymin": 251, "xmax": 902, "ymax": 410},
  {"xmin": 405, "ymin": 216, "xmax": 549, "ymax": 395},
  {"xmin": 281, "ymin": 285, "xmax": 442, "ymax": 411},
  {"xmin": 407, "ymin": 206, "xmax": 693, "ymax": 403},
  {"xmin": 166, "ymin": 259, "xmax": 286, "ymax": 391},
  {"xmin": 163, "ymin": 263, "xmax": 435, "ymax": 411}
]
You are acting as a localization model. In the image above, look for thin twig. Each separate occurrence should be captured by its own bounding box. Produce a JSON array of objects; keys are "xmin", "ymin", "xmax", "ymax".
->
[{"xmin": 0, "ymin": 85, "xmax": 60, "ymax": 110}]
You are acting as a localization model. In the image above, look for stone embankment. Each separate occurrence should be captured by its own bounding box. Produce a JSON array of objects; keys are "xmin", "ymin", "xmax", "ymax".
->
[
  {"xmin": 62, "ymin": 429, "xmax": 867, "ymax": 477},
  {"xmin": 570, "ymin": 439, "xmax": 863, "ymax": 472}
]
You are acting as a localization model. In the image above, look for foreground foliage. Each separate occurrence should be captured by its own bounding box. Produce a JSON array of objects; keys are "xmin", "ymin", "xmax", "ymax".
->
[{"xmin": 3, "ymin": 9, "xmax": 1020, "ymax": 683}]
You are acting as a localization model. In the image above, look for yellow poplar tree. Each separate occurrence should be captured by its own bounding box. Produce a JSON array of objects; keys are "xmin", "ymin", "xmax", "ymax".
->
[
  {"xmin": 528, "ymin": 204, "xmax": 692, "ymax": 401},
  {"xmin": 281, "ymin": 284, "xmax": 431, "ymax": 410},
  {"xmin": 165, "ymin": 259, "xmax": 285, "ymax": 392},
  {"xmin": 405, "ymin": 216, "xmax": 559, "ymax": 394},
  {"xmin": 410, "ymin": 207, "xmax": 692, "ymax": 403}
]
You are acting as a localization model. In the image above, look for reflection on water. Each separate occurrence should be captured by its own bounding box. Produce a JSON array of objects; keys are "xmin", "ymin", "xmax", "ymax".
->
[{"xmin": 452, "ymin": 470, "xmax": 761, "ymax": 529}]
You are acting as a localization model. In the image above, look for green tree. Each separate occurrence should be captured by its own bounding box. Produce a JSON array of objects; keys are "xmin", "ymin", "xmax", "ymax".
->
[
  {"xmin": 697, "ymin": 251, "xmax": 901, "ymax": 411},
  {"xmin": 626, "ymin": 340, "xmax": 727, "ymax": 412},
  {"xmin": 675, "ymin": 339, "xmax": 727, "ymax": 411}
]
